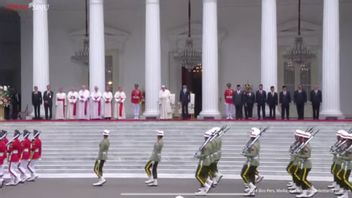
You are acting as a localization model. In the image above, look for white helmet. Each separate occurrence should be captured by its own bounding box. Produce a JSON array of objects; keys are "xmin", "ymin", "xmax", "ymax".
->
[
  {"xmin": 156, "ymin": 130, "xmax": 164, "ymax": 136},
  {"xmin": 103, "ymin": 129, "xmax": 110, "ymax": 136},
  {"xmin": 250, "ymin": 127, "xmax": 260, "ymax": 138}
]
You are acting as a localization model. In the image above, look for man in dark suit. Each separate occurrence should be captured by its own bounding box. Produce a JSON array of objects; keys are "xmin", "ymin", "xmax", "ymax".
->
[
  {"xmin": 267, "ymin": 86, "xmax": 278, "ymax": 119},
  {"xmin": 32, "ymin": 86, "xmax": 42, "ymax": 120},
  {"xmin": 179, "ymin": 85, "xmax": 190, "ymax": 119},
  {"xmin": 279, "ymin": 85, "xmax": 291, "ymax": 120},
  {"xmin": 244, "ymin": 87, "xmax": 255, "ymax": 119},
  {"xmin": 310, "ymin": 86, "xmax": 322, "ymax": 120},
  {"xmin": 43, "ymin": 84, "xmax": 54, "ymax": 120},
  {"xmin": 256, "ymin": 84, "xmax": 266, "ymax": 119},
  {"xmin": 233, "ymin": 84, "xmax": 244, "ymax": 119},
  {"xmin": 294, "ymin": 85, "xmax": 307, "ymax": 120}
]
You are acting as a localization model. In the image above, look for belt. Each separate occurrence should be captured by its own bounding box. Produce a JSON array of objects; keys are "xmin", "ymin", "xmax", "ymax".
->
[
  {"xmin": 0, "ymin": 152, "xmax": 3, "ymax": 156},
  {"xmin": 35, "ymin": 149, "xmax": 40, "ymax": 152},
  {"xmin": 23, "ymin": 149, "xmax": 29, "ymax": 152},
  {"xmin": 12, "ymin": 150, "xmax": 19, "ymax": 154}
]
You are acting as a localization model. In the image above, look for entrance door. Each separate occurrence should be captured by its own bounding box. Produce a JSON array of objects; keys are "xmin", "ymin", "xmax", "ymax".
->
[{"xmin": 182, "ymin": 65, "xmax": 202, "ymax": 117}]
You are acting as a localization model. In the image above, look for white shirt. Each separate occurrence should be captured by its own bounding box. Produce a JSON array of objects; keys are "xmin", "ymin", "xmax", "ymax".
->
[
  {"xmin": 67, "ymin": 91, "xmax": 78, "ymax": 103},
  {"xmin": 114, "ymin": 91, "xmax": 126, "ymax": 103},
  {"xmin": 91, "ymin": 91, "xmax": 102, "ymax": 102},
  {"xmin": 103, "ymin": 92, "xmax": 113, "ymax": 103},
  {"xmin": 78, "ymin": 89, "xmax": 90, "ymax": 102}
]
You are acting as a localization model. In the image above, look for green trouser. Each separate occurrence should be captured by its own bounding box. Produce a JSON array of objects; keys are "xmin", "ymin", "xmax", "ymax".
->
[
  {"xmin": 208, "ymin": 161, "xmax": 219, "ymax": 178},
  {"xmin": 195, "ymin": 160, "xmax": 210, "ymax": 187},
  {"xmin": 94, "ymin": 160, "xmax": 105, "ymax": 178},
  {"xmin": 241, "ymin": 163, "xmax": 257, "ymax": 184},
  {"xmin": 334, "ymin": 164, "xmax": 342, "ymax": 186},
  {"xmin": 297, "ymin": 168, "xmax": 312, "ymax": 190}
]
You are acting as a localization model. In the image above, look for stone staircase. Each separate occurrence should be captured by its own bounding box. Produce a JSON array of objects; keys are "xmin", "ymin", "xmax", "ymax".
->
[{"xmin": 0, "ymin": 120, "xmax": 350, "ymax": 181}]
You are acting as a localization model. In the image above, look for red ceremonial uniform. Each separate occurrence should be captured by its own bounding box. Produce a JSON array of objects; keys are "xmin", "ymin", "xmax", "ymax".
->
[
  {"xmin": 31, "ymin": 137, "xmax": 42, "ymax": 160},
  {"xmin": 131, "ymin": 89, "xmax": 143, "ymax": 104},
  {"xmin": 21, "ymin": 138, "xmax": 31, "ymax": 160},
  {"xmin": 0, "ymin": 139, "xmax": 7, "ymax": 165},
  {"xmin": 8, "ymin": 138, "xmax": 22, "ymax": 163},
  {"xmin": 224, "ymin": 89, "xmax": 234, "ymax": 104},
  {"xmin": 4, "ymin": 137, "xmax": 8, "ymax": 145}
]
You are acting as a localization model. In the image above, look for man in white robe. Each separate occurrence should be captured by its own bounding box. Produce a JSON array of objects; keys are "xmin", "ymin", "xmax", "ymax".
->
[
  {"xmin": 91, "ymin": 86, "xmax": 102, "ymax": 120},
  {"xmin": 67, "ymin": 88, "xmax": 78, "ymax": 119},
  {"xmin": 103, "ymin": 88, "xmax": 113, "ymax": 119},
  {"xmin": 55, "ymin": 88, "xmax": 66, "ymax": 120},
  {"xmin": 78, "ymin": 85, "xmax": 90, "ymax": 120},
  {"xmin": 114, "ymin": 86, "xmax": 127, "ymax": 119},
  {"xmin": 159, "ymin": 85, "xmax": 172, "ymax": 119}
]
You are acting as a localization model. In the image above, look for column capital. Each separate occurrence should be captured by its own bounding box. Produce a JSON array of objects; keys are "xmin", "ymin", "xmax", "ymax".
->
[
  {"xmin": 146, "ymin": 0, "xmax": 159, "ymax": 4},
  {"xmin": 90, "ymin": 0, "xmax": 104, "ymax": 5},
  {"xmin": 31, "ymin": 0, "xmax": 49, "ymax": 11}
]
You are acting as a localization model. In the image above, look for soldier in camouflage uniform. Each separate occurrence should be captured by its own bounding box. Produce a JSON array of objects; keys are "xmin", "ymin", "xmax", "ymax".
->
[
  {"xmin": 208, "ymin": 127, "xmax": 223, "ymax": 186},
  {"xmin": 241, "ymin": 127, "xmax": 261, "ymax": 197},
  {"xmin": 145, "ymin": 130, "xmax": 164, "ymax": 187},
  {"xmin": 93, "ymin": 129, "xmax": 110, "ymax": 186}
]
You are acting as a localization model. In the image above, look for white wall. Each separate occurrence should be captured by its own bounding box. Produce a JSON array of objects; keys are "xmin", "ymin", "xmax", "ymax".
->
[{"xmin": 20, "ymin": 1, "xmax": 352, "ymax": 117}]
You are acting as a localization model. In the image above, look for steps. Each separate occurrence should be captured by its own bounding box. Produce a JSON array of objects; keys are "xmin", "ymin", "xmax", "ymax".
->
[{"xmin": 0, "ymin": 121, "xmax": 349, "ymax": 181}]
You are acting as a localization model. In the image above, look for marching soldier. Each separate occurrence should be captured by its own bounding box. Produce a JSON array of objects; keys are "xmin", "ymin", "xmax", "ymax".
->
[
  {"xmin": 6, "ymin": 130, "xmax": 22, "ymax": 186},
  {"xmin": 241, "ymin": 127, "xmax": 261, "ymax": 197},
  {"xmin": 145, "ymin": 130, "xmax": 164, "ymax": 187},
  {"xmin": 18, "ymin": 130, "xmax": 31, "ymax": 182},
  {"xmin": 93, "ymin": 129, "xmax": 110, "ymax": 186},
  {"xmin": 287, "ymin": 131, "xmax": 301, "ymax": 192},
  {"xmin": 28, "ymin": 130, "xmax": 42, "ymax": 182},
  {"xmin": 208, "ymin": 127, "xmax": 223, "ymax": 186},
  {"xmin": 0, "ymin": 130, "xmax": 7, "ymax": 188},
  {"xmin": 195, "ymin": 130, "xmax": 214, "ymax": 196},
  {"xmin": 290, "ymin": 130, "xmax": 317, "ymax": 198}
]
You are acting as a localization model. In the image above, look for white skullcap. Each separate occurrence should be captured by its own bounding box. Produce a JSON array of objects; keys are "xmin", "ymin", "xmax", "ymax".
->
[{"xmin": 156, "ymin": 130, "xmax": 164, "ymax": 136}]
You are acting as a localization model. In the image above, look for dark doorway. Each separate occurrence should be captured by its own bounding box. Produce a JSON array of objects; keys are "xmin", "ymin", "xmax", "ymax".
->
[{"xmin": 182, "ymin": 65, "xmax": 202, "ymax": 117}]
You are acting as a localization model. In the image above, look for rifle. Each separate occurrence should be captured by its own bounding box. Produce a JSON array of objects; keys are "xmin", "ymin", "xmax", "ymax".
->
[
  {"xmin": 293, "ymin": 129, "xmax": 319, "ymax": 154},
  {"xmin": 330, "ymin": 140, "xmax": 347, "ymax": 154},
  {"xmin": 241, "ymin": 127, "xmax": 268, "ymax": 155}
]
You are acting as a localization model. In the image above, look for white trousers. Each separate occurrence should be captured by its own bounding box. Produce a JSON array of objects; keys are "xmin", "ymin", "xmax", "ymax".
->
[
  {"xmin": 18, "ymin": 160, "xmax": 30, "ymax": 179},
  {"xmin": 28, "ymin": 160, "xmax": 38, "ymax": 177},
  {"xmin": 132, "ymin": 104, "xmax": 140, "ymax": 119},
  {"xmin": 225, "ymin": 103, "xmax": 234, "ymax": 118},
  {"xmin": 8, "ymin": 162, "xmax": 20, "ymax": 182},
  {"xmin": 0, "ymin": 165, "xmax": 4, "ymax": 179}
]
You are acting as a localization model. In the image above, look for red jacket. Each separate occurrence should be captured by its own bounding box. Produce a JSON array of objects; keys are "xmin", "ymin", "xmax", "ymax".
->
[
  {"xmin": 131, "ymin": 89, "xmax": 143, "ymax": 104},
  {"xmin": 8, "ymin": 138, "xmax": 22, "ymax": 163},
  {"xmin": 0, "ymin": 139, "xmax": 7, "ymax": 165},
  {"xmin": 224, "ymin": 89, "xmax": 234, "ymax": 104},
  {"xmin": 31, "ymin": 137, "xmax": 42, "ymax": 160},
  {"xmin": 21, "ymin": 138, "xmax": 31, "ymax": 160}
]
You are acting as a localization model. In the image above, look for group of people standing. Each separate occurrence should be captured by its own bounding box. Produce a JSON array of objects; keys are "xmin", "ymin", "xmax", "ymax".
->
[
  {"xmin": 224, "ymin": 83, "xmax": 322, "ymax": 120},
  {"xmin": 0, "ymin": 129, "xmax": 42, "ymax": 188},
  {"xmin": 32, "ymin": 84, "xmax": 143, "ymax": 120}
]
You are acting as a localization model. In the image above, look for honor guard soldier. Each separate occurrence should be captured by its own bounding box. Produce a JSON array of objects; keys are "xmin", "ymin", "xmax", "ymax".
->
[
  {"xmin": 19, "ymin": 130, "xmax": 31, "ymax": 182},
  {"xmin": 145, "ymin": 130, "xmax": 164, "ymax": 187},
  {"xmin": 6, "ymin": 130, "xmax": 22, "ymax": 186},
  {"xmin": 93, "ymin": 129, "xmax": 110, "ymax": 186},
  {"xmin": 290, "ymin": 130, "xmax": 317, "ymax": 198},
  {"xmin": 0, "ymin": 130, "xmax": 7, "ymax": 188},
  {"xmin": 195, "ymin": 130, "xmax": 214, "ymax": 196},
  {"xmin": 287, "ymin": 131, "xmax": 301, "ymax": 191},
  {"xmin": 241, "ymin": 127, "xmax": 261, "ymax": 197},
  {"xmin": 28, "ymin": 130, "xmax": 42, "ymax": 182},
  {"xmin": 209, "ymin": 127, "xmax": 223, "ymax": 186}
]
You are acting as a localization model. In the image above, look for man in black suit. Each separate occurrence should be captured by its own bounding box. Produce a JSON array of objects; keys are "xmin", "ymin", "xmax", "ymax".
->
[
  {"xmin": 294, "ymin": 85, "xmax": 307, "ymax": 120},
  {"xmin": 267, "ymin": 86, "xmax": 278, "ymax": 119},
  {"xmin": 32, "ymin": 86, "xmax": 42, "ymax": 120},
  {"xmin": 43, "ymin": 84, "xmax": 54, "ymax": 120},
  {"xmin": 233, "ymin": 84, "xmax": 244, "ymax": 119},
  {"xmin": 256, "ymin": 84, "xmax": 266, "ymax": 119},
  {"xmin": 244, "ymin": 87, "xmax": 255, "ymax": 119},
  {"xmin": 279, "ymin": 85, "xmax": 291, "ymax": 120},
  {"xmin": 310, "ymin": 86, "xmax": 322, "ymax": 120},
  {"xmin": 179, "ymin": 85, "xmax": 190, "ymax": 119}
]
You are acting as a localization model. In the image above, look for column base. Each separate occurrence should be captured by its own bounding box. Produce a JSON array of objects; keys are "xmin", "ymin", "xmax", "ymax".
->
[
  {"xmin": 143, "ymin": 110, "xmax": 159, "ymax": 119},
  {"xmin": 320, "ymin": 109, "xmax": 344, "ymax": 120},
  {"xmin": 198, "ymin": 110, "xmax": 221, "ymax": 119}
]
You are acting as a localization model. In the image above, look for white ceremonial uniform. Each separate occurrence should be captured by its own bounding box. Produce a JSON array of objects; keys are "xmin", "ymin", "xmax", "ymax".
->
[
  {"xmin": 114, "ymin": 91, "xmax": 127, "ymax": 119},
  {"xmin": 91, "ymin": 91, "xmax": 102, "ymax": 119},
  {"xmin": 78, "ymin": 89, "xmax": 90, "ymax": 119},
  {"xmin": 67, "ymin": 91, "xmax": 78, "ymax": 119},
  {"xmin": 159, "ymin": 89, "xmax": 172, "ymax": 119},
  {"xmin": 102, "ymin": 91, "xmax": 113, "ymax": 118},
  {"xmin": 55, "ymin": 92, "xmax": 67, "ymax": 120}
]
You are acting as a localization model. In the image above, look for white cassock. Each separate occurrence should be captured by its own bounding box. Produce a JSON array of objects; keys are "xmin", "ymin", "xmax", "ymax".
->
[
  {"xmin": 103, "ymin": 91, "xmax": 113, "ymax": 118},
  {"xmin": 91, "ymin": 91, "xmax": 102, "ymax": 119},
  {"xmin": 159, "ymin": 89, "xmax": 172, "ymax": 119},
  {"xmin": 78, "ymin": 89, "xmax": 90, "ymax": 119},
  {"xmin": 114, "ymin": 91, "xmax": 126, "ymax": 119},
  {"xmin": 55, "ymin": 92, "xmax": 67, "ymax": 120},
  {"xmin": 67, "ymin": 91, "xmax": 78, "ymax": 119}
]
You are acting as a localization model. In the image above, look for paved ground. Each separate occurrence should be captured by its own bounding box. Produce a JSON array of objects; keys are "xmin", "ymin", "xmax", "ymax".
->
[{"xmin": 1, "ymin": 178, "xmax": 340, "ymax": 198}]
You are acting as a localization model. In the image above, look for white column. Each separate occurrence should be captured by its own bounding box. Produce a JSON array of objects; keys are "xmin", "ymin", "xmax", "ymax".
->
[
  {"xmin": 261, "ymin": 0, "xmax": 277, "ymax": 92},
  {"xmin": 321, "ymin": 0, "xmax": 342, "ymax": 118},
  {"xmin": 143, "ymin": 0, "xmax": 161, "ymax": 118},
  {"xmin": 89, "ymin": 0, "xmax": 105, "ymax": 92},
  {"xmin": 32, "ymin": 0, "xmax": 49, "ymax": 92},
  {"xmin": 199, "ymin": 0, "xmax": 220, "ymax": 119}
]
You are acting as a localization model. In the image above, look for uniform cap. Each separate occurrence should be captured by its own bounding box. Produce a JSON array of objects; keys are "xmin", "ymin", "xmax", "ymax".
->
[
  {"xmin": 204, "ymin": 129, "xmax": 213, "ymax": 138},
  {"xmin": 33, "ymin": 130, "xmax": 41, "ymax": 138},
  {"xmin": 23, "ymin": 129, "xmax": 31, "ymax": 138},
  {"xmin": 337, "ymin": 130, "xmax": 347, "ymax": 138},
  {"xmin": 0, "ymin": 130, "xmax": 6, "ymax": 140},
  {"xmin": 250, "ymin": 127, "xmax": 261, "ymax": 138},
  {"xmin": 103, "ymin": 129, "xmax": 110, "ymax": 136},
  {"xmin": 14, "ymin": 129, "xmax": 21, "ymax": 138},
  {"xmin": 156, "ymin": 130, "xmax": 164, "ymax": 136},
  {"xmin": 295, "ymin": 129, "xmax": 305, "ymax": 137},
  {"xmin": 210, "ymin": 127, "xmax": 221, "ymax": 134}
]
